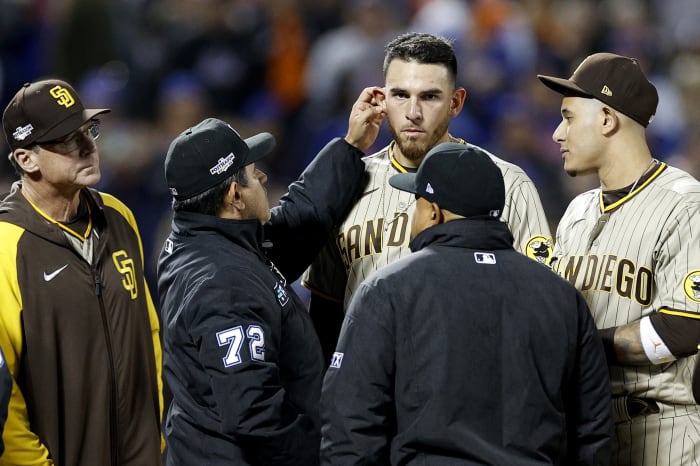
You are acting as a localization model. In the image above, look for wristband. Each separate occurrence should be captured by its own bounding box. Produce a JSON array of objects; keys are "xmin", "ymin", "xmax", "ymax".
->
[{"xmin": 640, "ymin": 316, "xmax": 675, "ymax": 364}]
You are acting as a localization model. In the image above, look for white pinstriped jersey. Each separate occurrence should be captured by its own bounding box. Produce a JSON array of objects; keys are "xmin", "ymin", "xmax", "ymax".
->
[
  {"xmin": 551, "ymin": 162, "xmax": 700, "ymax": 406},
  {"xmin": 303, "ymin": 140, "xmax": 553, "ymax": 309}
]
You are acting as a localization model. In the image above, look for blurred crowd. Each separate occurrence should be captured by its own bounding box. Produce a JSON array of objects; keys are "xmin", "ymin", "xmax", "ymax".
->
[{"xmin": 2, "ymin": 0, "xmax": 700, "ymax": 287}]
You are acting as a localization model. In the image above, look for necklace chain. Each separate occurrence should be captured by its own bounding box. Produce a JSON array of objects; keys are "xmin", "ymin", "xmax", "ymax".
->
[
  {"xmin": 383, "ymin": 142, "xmax": 415, "ymax": 232},
  {"xmin": 629, "ymin": 158, "xmax": 658, "ymax": 194}
]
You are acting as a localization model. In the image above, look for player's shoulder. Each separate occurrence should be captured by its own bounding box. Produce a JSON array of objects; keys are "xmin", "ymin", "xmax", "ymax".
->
[
  {"xmin": 94, "ymin": 189, "xmax": 140, "ymax": 228},
  {"xmin": 657, "ymin": 164, "xmax": 700, "ymax": 199},
  {"xmin": 465, "ymin": 142, "xmax": 531, "ymax": 179},
  {"xmin": 98, "ymin": 190, "xmax": 130, "ymax": 211},
  {"xmin": 570, "ymin": 186, "xmax": 601, "ymax": 202},
  {"xmin": 561, "ymin": 187, "xmax": 600, "ymax": 220},
  {"xmin": 362, "ymin": 145, "xmax": 390, "ymax": 164},
  {"xmin": 360, "ymin": 145, "xmax": 392, "ymax": 175}
]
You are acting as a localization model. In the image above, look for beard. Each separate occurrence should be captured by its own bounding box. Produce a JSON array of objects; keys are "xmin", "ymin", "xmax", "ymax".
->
[{"xmin": 389, "ymin": 117, "xmax": 451, "ymax": 164}]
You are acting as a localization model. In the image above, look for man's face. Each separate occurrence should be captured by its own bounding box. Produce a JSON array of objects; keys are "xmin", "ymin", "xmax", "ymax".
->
[
  {"xmin": 552, "ymin": 96, "xmax": 606, "ymax": 178},
  {"xmin": 31, "ymin": 120, "xmax": 102, "ymax": 188},
  {"xmin": 383, "ymin": 59, "xmax": 464, "ymax": 165},
  {"xmin": 240, "ymin": 163, "xmax": 271, "ymax": 223}
]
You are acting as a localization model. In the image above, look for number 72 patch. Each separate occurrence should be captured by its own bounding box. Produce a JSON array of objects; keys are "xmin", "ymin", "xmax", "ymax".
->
[{"xmin": 216, "ymin": 325, "xmax": 266, "ymax": 367}]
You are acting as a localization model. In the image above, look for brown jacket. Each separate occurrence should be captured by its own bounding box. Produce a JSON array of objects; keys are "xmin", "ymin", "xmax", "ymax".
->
[{"xmin": 0, "ymin": 184, "xmax": 163, "ymax": 465}]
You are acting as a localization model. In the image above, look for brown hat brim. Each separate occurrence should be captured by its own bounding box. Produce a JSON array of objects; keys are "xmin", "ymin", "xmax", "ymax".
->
[
  {"xmin": 537, "ymin": 75, "xmax": 592, "ymax": 98},
  {"xmin": 35, "ymin": 108, "xmax": 110, "ymax": 143}
]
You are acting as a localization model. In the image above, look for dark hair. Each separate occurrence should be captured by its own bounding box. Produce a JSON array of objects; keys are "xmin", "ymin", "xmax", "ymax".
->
[
  {"xmin": 172, "ymin": 167, "xmax": 248, "ymax": 215},
  {"xmin": 383, "ymin": 32, "xmax": 458, "ymax": 83}
]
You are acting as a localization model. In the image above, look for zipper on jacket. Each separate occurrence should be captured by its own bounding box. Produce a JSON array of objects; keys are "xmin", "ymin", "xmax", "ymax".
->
[
  {"xmin": 93, "ymin": 269, "xmax": 120, "ymax": 465},
  {"xmin": 94, "ymin": 270, "xmax": 102, "ymax": 295}
]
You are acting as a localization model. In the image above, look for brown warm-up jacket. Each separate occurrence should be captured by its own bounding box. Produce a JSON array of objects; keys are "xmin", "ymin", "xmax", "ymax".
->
[{"xmin": 0, "ymin": 183, "xmax": 163, "ymax": 465}]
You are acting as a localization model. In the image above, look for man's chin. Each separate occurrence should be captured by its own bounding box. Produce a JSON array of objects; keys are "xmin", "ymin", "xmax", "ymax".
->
[
  {"xmin": 397, "ymin": 141, "xmax": 428, "ymax": 163},
  {"xmin": 78, "ymin": 171, "xmax": 101, "ymax": 187}
]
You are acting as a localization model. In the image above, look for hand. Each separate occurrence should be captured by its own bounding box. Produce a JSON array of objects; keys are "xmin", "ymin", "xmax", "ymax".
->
[{"xmin": 344, "ymin": 86, "xmax": 386, "ymax": 152}]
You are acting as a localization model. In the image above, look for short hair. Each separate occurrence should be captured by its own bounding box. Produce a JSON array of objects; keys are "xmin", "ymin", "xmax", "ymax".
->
[
  {"xmin": 383, "ymin": 32, "xmax": 458, "ymax": 83},
  {"xmin": 172, "ymin": 166, "xmax": 248, "ymax": 215}
]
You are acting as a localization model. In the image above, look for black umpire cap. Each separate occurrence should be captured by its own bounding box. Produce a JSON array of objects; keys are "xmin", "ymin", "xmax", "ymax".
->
[
  {"xmin": 165, "ymin": 118, "xmax": 276, "ymax": 200},
  {"xmin": 389, "ymin": 142, "xmax": 505, "ymax": 218}
]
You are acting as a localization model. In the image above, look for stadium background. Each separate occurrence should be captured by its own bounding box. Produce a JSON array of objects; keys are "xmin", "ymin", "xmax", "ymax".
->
[{"xmin": 1, "ymin": 0, "xmax": 699, "ymax": 291}]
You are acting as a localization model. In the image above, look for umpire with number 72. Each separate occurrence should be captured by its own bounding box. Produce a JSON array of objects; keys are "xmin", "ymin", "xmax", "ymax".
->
[
  {"xmin": 157, "ymin": 99, "xmax": 382, "ymax": 464},
  {"xmin": 320, "ymin": 142, "xmax": 613, "ymax": 465}
]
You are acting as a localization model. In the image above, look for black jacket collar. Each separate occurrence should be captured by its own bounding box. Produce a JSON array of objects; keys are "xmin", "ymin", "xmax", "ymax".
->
[
  {"xmin": 172, "ymin": 210, "xmax": 266, "ymax": 256},
  {"xmin": 409, "ymin": 218, "xmax": 514, "ymax": 253}
]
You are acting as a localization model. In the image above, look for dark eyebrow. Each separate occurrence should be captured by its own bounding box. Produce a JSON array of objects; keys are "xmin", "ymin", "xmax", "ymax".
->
[{"xmin": 388, "ymin": 86, "xmax": 444, "ymax": 96}]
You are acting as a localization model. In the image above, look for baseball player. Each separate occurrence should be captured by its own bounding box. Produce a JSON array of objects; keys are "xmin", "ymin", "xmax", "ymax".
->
[
  {"xmin": 303, "ymin": 32, "xmax": 553, "ymax": 362},
  {"xmin": 539, "ymin": 52, "xmax": 700, "ymax": 465}
]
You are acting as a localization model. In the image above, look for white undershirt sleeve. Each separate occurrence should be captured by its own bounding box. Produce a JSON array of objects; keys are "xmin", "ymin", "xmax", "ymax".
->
[{"xmin": 640, "ymin": 316, "xmax": 676, "ymax": 365}]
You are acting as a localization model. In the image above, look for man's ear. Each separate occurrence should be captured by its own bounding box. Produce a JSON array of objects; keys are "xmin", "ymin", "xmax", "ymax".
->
[
  {"xmin": 450, "ymin": 87, "xmax": 467, "ymax": 117},
  {"xmin": 13, "ymin": 148, "xmax": 39, "ymax": 174},
  {"xmin": 601, "ymin": 106, "xmax": 620, "ymax": 135},
  {"xmin": 221, "ymin": 182, "xmax": 246, "ymax": 218},
  {"xmin": 429, "ymin": 201, "xmax": 444, "ymax": 224}
]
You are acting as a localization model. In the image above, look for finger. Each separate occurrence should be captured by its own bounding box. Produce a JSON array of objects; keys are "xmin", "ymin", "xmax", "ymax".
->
[
  {"xmin": 357, "ymin": 86, "xmax": 382, "ymax": 105},
  {"xmin": 354, "ymin": 105, "xmax": 384, "ymax": 124}
]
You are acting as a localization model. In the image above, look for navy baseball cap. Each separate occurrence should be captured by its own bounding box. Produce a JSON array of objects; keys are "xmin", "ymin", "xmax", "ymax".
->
[
  {"xmin": 2, "ymin": 79, "xmax": 110, "ymax": 151},
  {"xmin": 165, "ymin": 118, "xmax": 276, "ymax": 200},
  {"xmin": 538, "ymin": 52, "xmax": 658, "ymax": 127},
  {"xmin": 389, "ymin": 142, "xmax": 504, "ymax": 218}
]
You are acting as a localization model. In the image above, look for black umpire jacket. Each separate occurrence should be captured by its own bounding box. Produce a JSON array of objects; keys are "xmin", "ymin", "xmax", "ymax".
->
[
  {"xmin": 321, "ymin": 218, "xmax": 613, "ymax": 466},
  {"xmin": 157, "ymin": 138, "xmax": 364, "ymax": 465}
]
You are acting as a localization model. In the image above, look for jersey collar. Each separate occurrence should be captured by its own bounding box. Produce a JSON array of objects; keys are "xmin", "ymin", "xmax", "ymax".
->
[
  {"xmin": 388, "ymin": 136, "xmax": 467, "ymax": 174},
  {"xmin": 600, "ymin": 161, "xmax": 667, "ymax": 212}
]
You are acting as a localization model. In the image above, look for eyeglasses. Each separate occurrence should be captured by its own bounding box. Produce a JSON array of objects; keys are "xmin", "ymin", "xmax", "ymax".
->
[{"xmin": 38, "ymin": 120, "xmax": 100, "ymax": 153}]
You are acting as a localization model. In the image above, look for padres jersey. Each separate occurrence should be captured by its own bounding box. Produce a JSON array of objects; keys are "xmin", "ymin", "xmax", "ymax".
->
[
  {"xmin": 303, "ymin": 140, "xmax": 553, "ymax": 309},
  {"xmin": 551, "ymin": 162, "xmax": 700, "ymax": 405}
]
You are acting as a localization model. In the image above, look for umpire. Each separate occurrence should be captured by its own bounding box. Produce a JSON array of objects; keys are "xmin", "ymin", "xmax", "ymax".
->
[
  {"xmin": 157, "ymin": 90, "xmax": 383, "ymax": 466},
  {"xmin": 320, "ymin": 143, "xmax": 613, "ymax": 465}
]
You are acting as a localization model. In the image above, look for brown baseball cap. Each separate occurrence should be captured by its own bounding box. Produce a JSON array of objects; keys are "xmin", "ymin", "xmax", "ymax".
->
[
  {"xmin": 538, "ymin": 52, "xmax": 658, "ymax": 127},
  {"xmin": 2, "ymin": 79, "xmax": 110, "ymax": 151}
]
